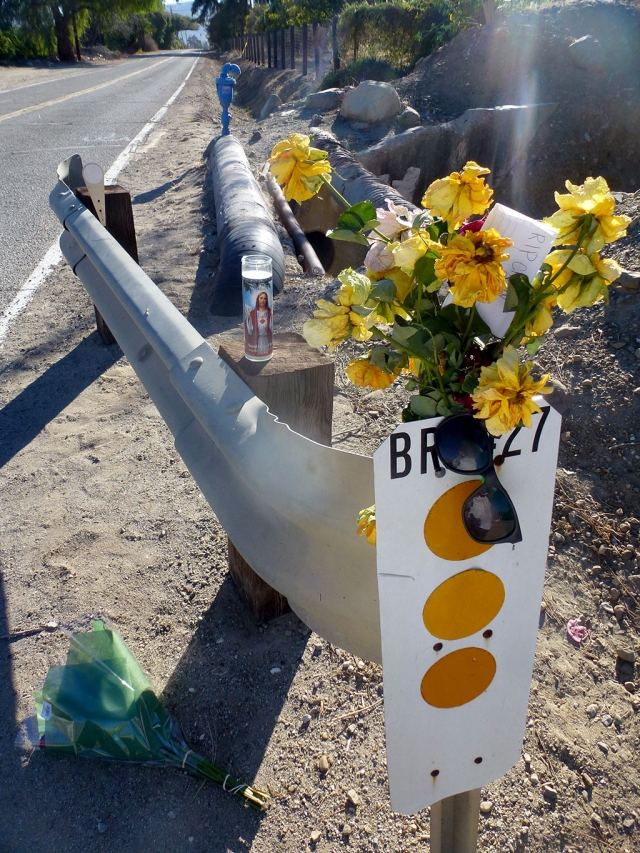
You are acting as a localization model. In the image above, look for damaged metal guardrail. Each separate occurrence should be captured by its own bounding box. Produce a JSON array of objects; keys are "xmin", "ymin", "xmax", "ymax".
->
[{"xmin": 50, "ymin": 180, "xmax": 382, "ymax": 663}]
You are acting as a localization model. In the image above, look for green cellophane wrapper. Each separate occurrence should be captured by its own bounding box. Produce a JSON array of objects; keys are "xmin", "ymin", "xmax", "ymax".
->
[{"xmin": 35, "ymin": 621, "xmax": 267, "ymax": 810}]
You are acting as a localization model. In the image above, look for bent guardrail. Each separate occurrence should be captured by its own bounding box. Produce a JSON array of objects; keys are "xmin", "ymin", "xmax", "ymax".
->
[{"xmin": 50, "ymin": 180, "xmax": 382, "ymax": 663}]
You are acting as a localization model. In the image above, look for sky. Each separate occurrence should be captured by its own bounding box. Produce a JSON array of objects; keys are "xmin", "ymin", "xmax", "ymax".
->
[{"xmin": 164, "ymin": 1, "xmax": 209, "ymax": 46}]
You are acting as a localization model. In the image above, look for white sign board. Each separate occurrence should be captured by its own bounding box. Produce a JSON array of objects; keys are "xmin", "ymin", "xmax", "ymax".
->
[
  {"xmin": 373, "ymin": 404, "xmax": 561, "ymax": 813},
  {"xmin": 477, "ymin": 204, "xmax": 558, "ymax": 337}
]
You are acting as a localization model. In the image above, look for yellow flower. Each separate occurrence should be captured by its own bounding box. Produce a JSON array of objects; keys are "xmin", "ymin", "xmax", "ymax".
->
[
  {"xmin": 392, "ymin": 231, "xmax": 437, "ymax": 275},
  {"xmin": 302, "ymin": 269, "xmax": 374, "ymax": 351},
  {"xmin": 357, "ymin": 505, "xmax": 376, "ymax": 546},
  {"xmin": 543, "ymin": 176, "xmax": 631, "ymax": 255},
  {"xmin": 434, "ymin": 229, "xmax": 513, "ymax": 308},
  {"xmin": 346, "ymin": 359, "xmax": 398, "ymax": 390},
  {"xmin": 524, "ymin": 296, "xmax": 555, "ymax": 339},
  {"xmin": 269, "ymin": 134, "xmax": 331, "ymax": 203},
  {"xmin": 545, "ymin": 249, "xmax": 622, "ymax": 313},
  {"xmin": 421, "ymin": 161, "xmax": 493, "ymax": 228},
  {"xmin": 472, "ymin": 346, "xmax": 552, "ymax": 436}
]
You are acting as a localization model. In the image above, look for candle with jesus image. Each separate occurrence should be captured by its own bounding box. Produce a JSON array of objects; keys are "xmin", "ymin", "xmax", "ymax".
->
[{"xmin": 242, "ymin": 254, "xmax": 273, "ymax": 362}]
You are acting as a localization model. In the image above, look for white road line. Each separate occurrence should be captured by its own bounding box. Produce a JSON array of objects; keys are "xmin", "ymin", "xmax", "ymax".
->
[
  {"xmin": 0, "ymin": 57, "xmax": 199, "ymax": 348},
  {"xmin": 0, "ymin": 58, "xmax": 169, "ymax": 124}
]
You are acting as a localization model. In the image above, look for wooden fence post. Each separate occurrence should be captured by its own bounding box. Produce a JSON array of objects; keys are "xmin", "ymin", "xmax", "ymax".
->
[
  {"xmin": 332, "ymin": 16, "xmax": 340, "ymax": 71},
  {"xmin": 218, "ymin": 333, "xmax": 334, "ymax": 622},
  {"xmin": 312, "ymin": 19, "xmax": 319, "ymax": 78},
  {"xmin": 290, "ymin": 24, "xmax": 295, "ymax": 69},
  {"xmin": 75, "ymin": 184, "xmax": 139, "ymax": 346},
  {"xmin": 302, "ymin": 22, "xmax": 308, "ymax": 76}
]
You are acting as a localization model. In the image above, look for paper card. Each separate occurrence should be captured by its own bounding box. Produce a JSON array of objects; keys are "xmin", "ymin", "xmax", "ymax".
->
[
  {"xmin": 476, "ymin": 204, "xmax": 558, "ymax": 337},
  {"xmin": 373, "ymin": 404, "xmax": 561, "ymax": 813},
  {"xmin": 82, "ymin": 162, "xmax": 107, "ymax": 227}
]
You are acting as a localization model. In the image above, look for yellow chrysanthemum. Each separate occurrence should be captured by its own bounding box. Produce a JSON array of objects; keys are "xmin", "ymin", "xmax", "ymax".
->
[
  {"xmin": 302, "ymin": 269, "xmax": 374, "ymax": 351},
  {"xmin": 421, "ymin": 161, "xmax": 493, "ymax": 229},
  {"xmin": 356, "ymin": 505, "xmax": 376, "ymax": 546},
  {"xmin": 472, "ymin": 346, "xmax": 552, "ymax": 436},
  {"xmin": 345, "ymin": 359, "xmax": 398, "ymax": 390},
  {"xmin": 434, "ymin": 229, "xmax": 513, "ymax": 308},
  {"xmin": 269, "ymin": 134, "xmax": 331, "ymax": 203},
  {"xmin": 545, "ymin": 249, "xmax": 622, "ymax": 313},
  {"xmin": 524, "ymin": 295, "xmax": 555, "ymax": 339},
  {"xmin": 543, "ymin": 176, "xmax": 631, "ymax": 255}
]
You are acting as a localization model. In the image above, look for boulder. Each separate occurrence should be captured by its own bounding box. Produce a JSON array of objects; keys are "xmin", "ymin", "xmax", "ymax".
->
[
  {"xmin": 397, "ymin": 107, "xmax": 421, "ymax": 129},
  {"xmin": 260, "ymin": 93, "xmax": 282, "ymax": 120},
  {"xmin": 392, "ymin": 167, "xmax": 421, "ymax": 203},
  {"xmin": 568, "ymin": 35, "xmax": 604, "ymax": 73},
  {"xmin": 305, "ymin": 88, "xmax": 344, "ymax": 112},
  {"xmin": 340, "ymin": 80, "xmax": 402, "ymax": 124}
]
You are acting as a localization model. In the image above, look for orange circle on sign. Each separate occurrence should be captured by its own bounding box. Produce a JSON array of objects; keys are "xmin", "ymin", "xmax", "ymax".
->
[
  {"xmin": 420, "ymin": 647, "xmax": 496, "ymax": 708},
  {"xmin": 423, "ymin": 569, "xmax": 504, "ymax": 640},
  {"xmin": 424, "ymin": 480, "xmax": 493, "ymax": 561}
]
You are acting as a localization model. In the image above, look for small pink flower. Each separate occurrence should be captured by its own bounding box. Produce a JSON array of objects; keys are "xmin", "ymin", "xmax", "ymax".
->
[
  {"xmin": 375, "ymin": 200, "xmax": 419, "ymax": 239},
  {"xmin": 566, "ymin": 617, "xmax": 590, "ymax": 644},
  {"xmin": 365, "ymin": 241, "xmax": 396, "ymax": 273}
]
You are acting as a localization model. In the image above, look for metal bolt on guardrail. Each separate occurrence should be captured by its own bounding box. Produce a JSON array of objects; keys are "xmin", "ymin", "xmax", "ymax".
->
[{"xmin": 215, "ymin": 63, "xmax": 241, "ymax": 136}]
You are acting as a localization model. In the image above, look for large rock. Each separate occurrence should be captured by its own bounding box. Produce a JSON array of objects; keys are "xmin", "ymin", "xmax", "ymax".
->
[
  {"xmin": 397, "ymin": 107, "xmax": 421, "ymax": 129},
  {"xmin": 568, "ymin": 35, "xmax": 604, "ymax": 73},
  {"xmin": 305, "ymin": 88, "xmax": 344, "ymax": 112},
  {"xmin": 260, "ymin": 93, "xmax": 281, "ymax": 120},
  {"xmin": 340, "ymin": 80, "xmax": 402, "ymax": 125}
]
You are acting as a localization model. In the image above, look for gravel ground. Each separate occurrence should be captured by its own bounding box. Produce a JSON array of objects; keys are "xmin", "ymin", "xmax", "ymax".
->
[{"xmin": 1, "ymin": 15, "xmax": 639, "ymax": 852}]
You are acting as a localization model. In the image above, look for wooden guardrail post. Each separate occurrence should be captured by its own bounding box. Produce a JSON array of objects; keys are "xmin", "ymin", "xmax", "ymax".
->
[
  {"xmin": 218, "ymin": 332, "xmax": 334, "ymax": 621},
  {"xmin": 75, "ymin": 184, "xmax": 139, "ymax": 346}
]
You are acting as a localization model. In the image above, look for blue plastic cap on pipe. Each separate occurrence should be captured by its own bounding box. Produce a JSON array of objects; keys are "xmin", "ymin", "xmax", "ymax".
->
[{"xmin": 216, "ymin": 63, "xmax": 241, "ymax": 135}]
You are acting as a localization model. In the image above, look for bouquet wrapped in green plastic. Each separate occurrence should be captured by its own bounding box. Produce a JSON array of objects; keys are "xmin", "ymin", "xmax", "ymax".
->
[{"xmin": 32, "ymin": 620, "xmax": 268, "ymax": 810}]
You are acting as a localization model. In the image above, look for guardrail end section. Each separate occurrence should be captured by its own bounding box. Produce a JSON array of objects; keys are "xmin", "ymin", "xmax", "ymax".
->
[{"xmin": 50, "ymin": 180, "xmax": 84, "ymax": 229}]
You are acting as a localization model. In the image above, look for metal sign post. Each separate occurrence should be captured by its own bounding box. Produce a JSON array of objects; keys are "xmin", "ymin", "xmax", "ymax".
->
[{"xmin": 372, "ymin": 405, "xmax": 561, "ymax": 828}]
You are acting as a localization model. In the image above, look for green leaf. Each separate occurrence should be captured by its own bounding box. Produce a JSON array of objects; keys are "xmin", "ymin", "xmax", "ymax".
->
[
  {"xmin": 405, "ymin": 379, "xmax": 417, "ymax": 391},
  {"xmin": 409, "ymin": 395, "xmax": 438, "ymax": 417},
  {"xmin": 392, "ymin": 322, "xmax": 420, "ymax": 345},
  {"xmin": 361, "ymin": 219, "xmax": 380, "ymax": 233},
  {"xmin": 369, "ymin": 347, "xmax": 390, "ymax": 369},
  {"xmin": 526, "ymin": 335, "xmax": 546, "ymax": 355},
  {"xmin": 503, "ymin": 281, "xmax": 520, "ymax": 313},
  {"xmin": 436, "ymin": 399, "xmax": 452, "ymax": 416},
  {"xmin": 336, "ymin": 201, "xmax": 376, "ymax": 233},
  {"xmin": 414, "ymin": 255, "xmax": 437, "ymax": 288},
  {"xmin": 370, "ymin": 279, "xmax": 397, "ymax": 303},
  {"xmin": 327, "ymin": 228, "xmax": 370, "ymax": 246}
]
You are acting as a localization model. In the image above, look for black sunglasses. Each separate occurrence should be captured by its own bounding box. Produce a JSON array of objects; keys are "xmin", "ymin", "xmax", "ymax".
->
[{"xmin": 434, "ymin": 413, "xmax": 522, "ymax": 545}]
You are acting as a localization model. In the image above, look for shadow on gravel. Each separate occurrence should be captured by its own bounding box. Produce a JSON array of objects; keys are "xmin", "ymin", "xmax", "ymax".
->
[
  {"xmin": 132, "ymin": 574, "xmax": 307, "ymax": 850},
  {"xmin": 0, "ymin": 334, "xmax": 122, "ymax": 469},
  {"xmin": 0, "ymin": 573, "xmax": 18, "ymax": 852},
  {"xmin": 132, "ymin": 169, "xmax": 194, "ymax": 205}
]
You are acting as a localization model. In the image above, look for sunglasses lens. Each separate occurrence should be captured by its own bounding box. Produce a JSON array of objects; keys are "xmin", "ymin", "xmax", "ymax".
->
[
  {"xmin": 437, "ymin": 417, "xmax": 491, "ymax": 472},
  {"xmin": 464, "ymin": 485, "xmax": 516, "ymax": 543}
]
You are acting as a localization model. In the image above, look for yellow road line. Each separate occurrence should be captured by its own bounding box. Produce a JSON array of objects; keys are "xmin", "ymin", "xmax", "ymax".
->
[{"xmin": 0, "ymin": 58, "xmax": 171, "ymax": 124}]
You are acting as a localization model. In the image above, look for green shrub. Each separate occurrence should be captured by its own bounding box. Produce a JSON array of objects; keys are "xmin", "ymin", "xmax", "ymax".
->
[
  {"xmin": 321, "ymin": 57, "xmax": 398, "ymax": 89},
  {"xmin": 338, "ymin": 0, "xmax": 460, "ymax": 72}
]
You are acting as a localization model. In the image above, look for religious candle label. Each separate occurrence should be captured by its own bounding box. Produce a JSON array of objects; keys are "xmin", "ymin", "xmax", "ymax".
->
[
  {"xmin": 372, "ymin": 404, "xmax": 561, "ymax": 813},
  {"xmin": 242, "ymin": 254, "xmax": 274, "ymax": 362}
]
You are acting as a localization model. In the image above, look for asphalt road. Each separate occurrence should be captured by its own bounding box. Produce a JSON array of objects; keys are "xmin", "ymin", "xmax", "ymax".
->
[{"xmin": 0, "ymin": 51, "xmax": 200, "ymax": 323}]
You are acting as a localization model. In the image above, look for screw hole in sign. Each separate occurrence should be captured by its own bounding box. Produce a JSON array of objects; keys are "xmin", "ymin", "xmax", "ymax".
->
[{"xmin": 431, "ymin": 769, "xmax": 439, "ymax": 778}]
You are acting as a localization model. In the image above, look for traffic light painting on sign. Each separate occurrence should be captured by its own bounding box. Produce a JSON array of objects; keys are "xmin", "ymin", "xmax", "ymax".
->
[{"xmin": 373, "ymin": 403, "xmax": 561, "ymax": 814}]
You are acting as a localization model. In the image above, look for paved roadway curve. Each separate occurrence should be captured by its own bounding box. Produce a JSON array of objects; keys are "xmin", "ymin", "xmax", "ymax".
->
[{"xmin": 0, "ymin": 51, "xmax": 199, "ymax": 323}]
